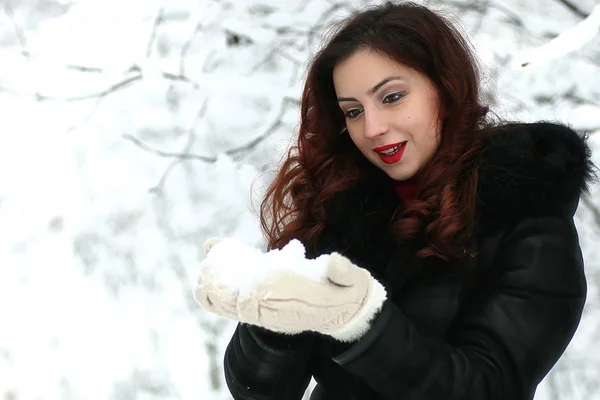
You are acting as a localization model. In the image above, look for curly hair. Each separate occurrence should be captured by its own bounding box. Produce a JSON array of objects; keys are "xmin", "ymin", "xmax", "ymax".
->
[{"xmin": 259, "ymin": 1, "xmax": 491, "ymax": 262}]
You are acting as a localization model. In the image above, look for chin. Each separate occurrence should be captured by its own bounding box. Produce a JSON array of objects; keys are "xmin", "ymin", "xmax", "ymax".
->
[
  {"xmin": 383, "ymin": 169, "xmax": 414, "ymax": 181},
  {"xmin": 393, "ymin": 173, "xmax": 415, "ymax": 181},
  {"xmin": 388, "ymin": 163, "xmax": 415, "ymax": 180}
]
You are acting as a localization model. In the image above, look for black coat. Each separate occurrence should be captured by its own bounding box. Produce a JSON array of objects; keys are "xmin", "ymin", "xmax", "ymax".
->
[{"xmin": 223, "ymin": 122, "xmax": 595, "ymax": 400}]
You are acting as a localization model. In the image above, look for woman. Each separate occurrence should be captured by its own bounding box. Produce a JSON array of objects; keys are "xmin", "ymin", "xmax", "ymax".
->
[{"xmin": 195, "ymin": 2, "xmax": 596, "ymax": 399}]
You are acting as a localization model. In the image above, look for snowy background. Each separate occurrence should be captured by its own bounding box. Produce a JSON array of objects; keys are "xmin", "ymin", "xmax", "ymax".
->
[{"xmin": 0, "ymin": 0, "xmax": 599, "ymax": 399}]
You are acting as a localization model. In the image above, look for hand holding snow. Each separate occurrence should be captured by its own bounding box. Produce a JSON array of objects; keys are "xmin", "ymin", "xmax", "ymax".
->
[
  {"xmin": 198, "ymin": 237, "xmax": 330, "ymax": 301},
  {"xmin": 194, "ymin": 237, "xmax": 387, "ymax": 341}
]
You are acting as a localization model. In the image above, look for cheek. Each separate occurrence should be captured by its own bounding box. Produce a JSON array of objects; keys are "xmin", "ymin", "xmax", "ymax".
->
[
  {"xmin": 412, "ymin": 120, "xmax": 440, "ymax": 153},
  {"xmin": 427, "ymin": 127, "xmax": 441, "ymax": 151},
  {"xmin": 348, "ymin": 133, "xmax": 370, "ymax": 153}
]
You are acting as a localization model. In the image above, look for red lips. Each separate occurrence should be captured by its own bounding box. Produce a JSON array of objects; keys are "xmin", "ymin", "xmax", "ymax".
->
[
  {"xmin": 373, "ymin": 142, "xmax": 405, "ymax": 152},
  {"xmin": 375, "ymin": 142, "xmax": 407, "ymax": 165}
]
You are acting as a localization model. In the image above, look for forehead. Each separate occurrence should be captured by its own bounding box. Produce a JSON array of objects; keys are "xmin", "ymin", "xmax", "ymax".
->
[{"xmin": 333, "ymin": 49, "xmax": 412, "ymax": 90}]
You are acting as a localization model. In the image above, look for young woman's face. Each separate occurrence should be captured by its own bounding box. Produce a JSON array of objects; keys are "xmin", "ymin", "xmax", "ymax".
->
[{"xmin": 333, "ymin": 48, "xmax": 441, "ymax": 181}]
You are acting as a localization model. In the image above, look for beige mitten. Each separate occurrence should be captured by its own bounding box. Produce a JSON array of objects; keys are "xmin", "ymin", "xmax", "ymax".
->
[
  {"xmin": 237, "ymin": 252, "xmax": 387, "ymax": 342},
  {"xmin": 194, "ymin": 238, "xmax": 240, "ymax": 320}
]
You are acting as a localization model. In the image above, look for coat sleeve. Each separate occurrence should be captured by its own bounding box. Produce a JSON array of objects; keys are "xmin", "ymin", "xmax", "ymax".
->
[
  {"xmin": 224, "ymin": 323, "xmax": 315, "ymax": 400},
  {"xmin": 331, "ymin": 216, "xmax": 587, "ymax": 399}
]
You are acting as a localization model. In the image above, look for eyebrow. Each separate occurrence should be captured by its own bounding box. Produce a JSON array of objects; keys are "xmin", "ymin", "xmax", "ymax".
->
[{"xmin": 337, "ymin": 75, "xmax": 405, "ymax": 103}]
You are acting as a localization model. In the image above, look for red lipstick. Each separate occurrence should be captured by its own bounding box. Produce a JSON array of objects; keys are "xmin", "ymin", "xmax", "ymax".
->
[
  {"xmin": 373, "ymin": 142, "xmax": 405, "ymax": 152},
  {"xmin": 374, "ymin": 141, "xmax": 407, "ymax": 165}
]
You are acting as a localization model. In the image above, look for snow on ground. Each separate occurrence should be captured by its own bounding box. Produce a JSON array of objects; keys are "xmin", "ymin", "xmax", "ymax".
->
[{"xmin": 0, "ymin": 0, "xmax": 599, "ymax": 399}]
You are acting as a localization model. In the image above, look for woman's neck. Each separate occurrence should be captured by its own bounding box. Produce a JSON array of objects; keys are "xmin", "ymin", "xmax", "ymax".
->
[{"xmin": 393, "ymin": 176, "xmax": 420, "ymax": 204}]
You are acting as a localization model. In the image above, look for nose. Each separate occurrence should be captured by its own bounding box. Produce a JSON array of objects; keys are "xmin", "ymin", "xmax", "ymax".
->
[{"xmin": 363, "ymin": 108, "xmax": 389, "ymax": 139}]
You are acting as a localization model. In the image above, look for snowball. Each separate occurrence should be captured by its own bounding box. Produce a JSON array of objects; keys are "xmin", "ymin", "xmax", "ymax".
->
[{"xmin": 199, "ymin": 238, "xmax": 330, "ymax": 298}]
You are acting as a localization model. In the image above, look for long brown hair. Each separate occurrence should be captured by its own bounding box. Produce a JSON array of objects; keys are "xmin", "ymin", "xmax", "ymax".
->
[{"xmin": 259, "ymin": 1, "xmax": 490, "ymax": 262}]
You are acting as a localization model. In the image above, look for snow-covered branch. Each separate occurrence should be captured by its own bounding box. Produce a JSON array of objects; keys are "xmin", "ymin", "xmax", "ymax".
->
[
  {"xmin": 122, "ymin": 134, "xmax": 216, "ymax": 163},
  {"xmin": 3, "ymin": 0, "xmax": 29, "ymax": 58},
  {"xmin": 307, "ymin": 2, "xmax": 352, "ymax": 48},
  {"xmin": 161, "ymin": 72, "xmax": 200, "ymax": 88},
  {"xmin": 124, "ymin": 95, "xmax": 300, "ymax": 170},
  {"xmin": 146, "ymin": 7, "xmax": 165, "ymax": 58},
  {"xmin": 125, "ymin": 99, "xmax": 209, "ymax": 192},
  {"xmin": 180, "ymin": 21, "xmax": 203, "ymax": 76},
  {"xmin": 556, "ymin": 0, "xmax": 590, "ymax": 18},
  {"xmin": 448, "ymin": 0, "xmax": 525, "ymax": 29},
  {"xmin": 2, "ymin": 1, "xmax": 598, "ymax": 399},
  {"xmin": 35, "ymin": 73, "xmax": 142, "ymax": 102},
  {"xmin": 517, "ymin": 3, "xmax": 600, "ymax": 68},
  {"xmin": 227, "ymin": 97, "xmax": 300, "ymax": 161},
  {"xmin": 64, "ymin": 64, "xmax": 105, "ymax": 73}
]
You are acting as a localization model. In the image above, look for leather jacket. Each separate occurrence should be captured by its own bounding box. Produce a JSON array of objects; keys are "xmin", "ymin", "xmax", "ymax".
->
[{"xmin": 223, "ymin": 122, "xmax": 592, "ymax": 400}]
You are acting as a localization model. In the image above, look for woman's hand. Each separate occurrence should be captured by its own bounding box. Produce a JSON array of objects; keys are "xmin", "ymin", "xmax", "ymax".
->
[
  {"xmin": 237, "ymin": 252, "xmax": 387, "ymax": 342},
  {"xmin": 193, "ymin": 238, "xmax": 241, "ymax": 320},
  {"xmin": 194, "ymin": 238, "xmax": 387, "ymax": 342}
]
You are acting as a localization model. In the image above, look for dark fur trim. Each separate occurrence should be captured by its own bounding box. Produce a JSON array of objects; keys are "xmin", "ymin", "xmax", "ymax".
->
[
  {"xmin": 313, "ymin": 171, "xmax": 400, "ymax": 279},
  {"xmin": 315, "ymin": 121, "xmax": 596, "ymax": 263},
  {"xmin": 477, "ymin": 122, "xmax": 597, "ymax": 234}
]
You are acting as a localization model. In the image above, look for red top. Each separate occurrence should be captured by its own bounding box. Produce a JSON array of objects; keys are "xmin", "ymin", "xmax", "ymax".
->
[{"xmin": 393, "ymin": 177, "xmax": 419, "ymax": 205}]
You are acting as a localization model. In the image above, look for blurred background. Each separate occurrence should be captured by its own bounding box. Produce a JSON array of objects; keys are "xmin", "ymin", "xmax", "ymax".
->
[{"xmin": 0, "ymin": 0, "xmax": 599, "ymax": 399}]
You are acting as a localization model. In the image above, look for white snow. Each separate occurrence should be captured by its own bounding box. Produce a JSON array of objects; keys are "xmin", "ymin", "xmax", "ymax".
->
[
  {"xmin": 0, "ymin": 0, "xmax": 598, "ymax": 399},
  {"xmin": 199, "ymin": 238, "xmax": 330, "ymax": 299},
  {"xmin": 514, "ymin": 3, "xmax": 600, "ymax": 68}
]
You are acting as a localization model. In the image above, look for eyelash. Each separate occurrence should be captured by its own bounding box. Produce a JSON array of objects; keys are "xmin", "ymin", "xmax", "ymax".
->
[{"xmin": 344, "ymin": 91, "xmax": 406, "ymax": 119}]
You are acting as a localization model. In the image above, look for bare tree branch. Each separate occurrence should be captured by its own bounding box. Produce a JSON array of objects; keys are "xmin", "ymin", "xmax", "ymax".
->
[
  {"xmin": 534, "ymin": 87, "xmax": 600, "ymax": 111},
  {"xmin": 470, "ymin": 0, "xmax": 490, "ymax": 36},
  {"xmin": 146, "ymin": 7, "xmax": 165, "ymax": 58},
  {"xmin": 3, "ymin": 0, "xmax": 29, "ymax": 58},
  {"xmin": 247, "ymin": 44, "xmax": 301, "ymax": 75},
  {"xmin": 308, "ymin": 2, "xmax": 350, "ymax": 49},
  {"xmin": 582, "ymin": 127, "xmax": 600, "ymax": 134},
  {"xmin": 124, "ymin": 96, "xmax": 300, "ymax": 169},
  {"xmin": 64, "ymin": 96, "xmax": 105, "ymax": 133},
  {"xmin": 247, "ymin": 47, "xmax": 279, "ymax": 75},
  {"xmin": 151, "ymin": 151, "xmax": 195, "ymax": 194},
  {"xmin": 55, "ymin": 66, "xmax": 131, "ymax": 131},
  {"xmin": 226, "ymin": 97, "xmax": 299, "ymax": 160},
  {"xmin": 448, "ymin": 0, "xmax": 524, "ymax": 28},
  {"xmin": 149, "ymin": 100, "xmax": 210, "ymax": 193},
  {"xmin": 122, "ymin": 133, "xmax": 216, "ymax": 163},
  {"xmin": 65, "ymin": 65, "xmax": 105, "ymax": 73},
  {"xmin": 267, "ymin": 25, "xmax": 311, "ymax": 37},
  {"xmin": 556, "ymin": 0, "xmax": 589, "ymax": 18},
  {"xmin": 482, "ymin": 1, "xmax": 524, "ymax": 27},
  {"xmin": 36, "ymin": 73, "xmax": 142, "ymax": 102},
  {"xmin": 201, "ymin": 50, "xmax": 219, "ymax": 73},
  {"xmin": 180, "ymin": 21, "xmax": 203, "ymax": 77},
  {"xmin": 161, "ymin": 72, "xmax": 200, "ymax": 88},
  {"xmin": 276, "ymin": 49, "xmax": 303, "ymax": 66},
  {"xmin": 563, "ymin": 88, "xmax": 600, "ymax": 107}
]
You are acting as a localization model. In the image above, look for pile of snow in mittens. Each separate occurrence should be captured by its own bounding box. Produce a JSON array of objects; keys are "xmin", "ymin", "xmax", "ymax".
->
[{"xmin": 199, "ymin": 238, "xmax": 330, "ymax": 300}]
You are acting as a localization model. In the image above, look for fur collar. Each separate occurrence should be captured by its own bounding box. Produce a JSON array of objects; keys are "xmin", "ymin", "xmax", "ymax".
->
[
  {"xmin": 477, "ymin": 122, "xmax": 595, "ymax": 234},
  {"xmin": 314, "ymin": 122, "xmax": 595, "ymax": 271}
]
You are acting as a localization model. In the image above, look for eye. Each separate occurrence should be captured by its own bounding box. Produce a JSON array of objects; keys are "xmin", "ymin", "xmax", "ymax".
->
[
  {"xmin": 383, "ymin": 92, "xmax": 405, "ymax": 104},
  {"xmin": 344, "ymin": 108, "xmax": 363, "ymax": 119}
]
